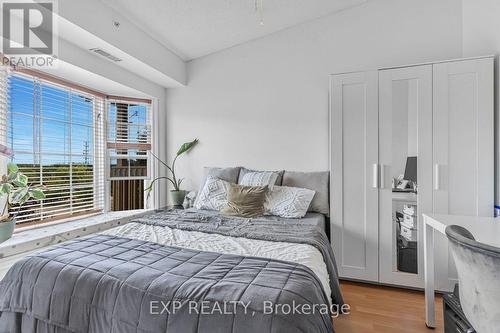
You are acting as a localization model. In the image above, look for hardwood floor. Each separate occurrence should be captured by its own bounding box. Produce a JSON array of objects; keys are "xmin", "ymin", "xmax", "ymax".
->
[{"xmin": 333, "ymin": 281, "xmax": 444, "ymax": 333}]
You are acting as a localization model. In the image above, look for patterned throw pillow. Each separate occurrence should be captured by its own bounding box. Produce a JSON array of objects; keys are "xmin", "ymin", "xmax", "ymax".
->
[
  {"xmin": 264, "ymin": 186, "xmax": 315, "ymax": 218},
  {"xmin": 239, "ymin": 171, "xmax": 279, "ymax": 187},
  {"xmin": 194, "ymin": 175, "xmax": 231, "ymax": 211}
]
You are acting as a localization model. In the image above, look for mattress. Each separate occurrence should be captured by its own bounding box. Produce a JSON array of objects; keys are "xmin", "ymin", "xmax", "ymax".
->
[
  {"xmin": 0, "ymin": 209, "xmax": 342, "ymax": 333},
  {"xmin": 296, "ymin": 212, "xmax": 326, "ymax": 231},
  {"xmin": 103, "ymin": 216, "xmax": 332, "ymax": 303}
]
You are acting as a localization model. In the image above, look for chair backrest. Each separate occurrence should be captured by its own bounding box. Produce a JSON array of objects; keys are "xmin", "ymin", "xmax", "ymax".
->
[{"xmin": 446, "ymin": 225, "xmax": 500, "ymax": 333}]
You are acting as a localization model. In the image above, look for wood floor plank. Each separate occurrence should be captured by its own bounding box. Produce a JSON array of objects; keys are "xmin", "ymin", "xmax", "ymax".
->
[{"xmin": 334, "ymin": 281, "xmax": 444, "ymax": 333}]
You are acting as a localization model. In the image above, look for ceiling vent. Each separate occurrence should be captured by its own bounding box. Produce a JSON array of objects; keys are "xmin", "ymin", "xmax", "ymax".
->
[{"xmin": 89, "ymin": 48, "xmax": 122, "ymax": 62}]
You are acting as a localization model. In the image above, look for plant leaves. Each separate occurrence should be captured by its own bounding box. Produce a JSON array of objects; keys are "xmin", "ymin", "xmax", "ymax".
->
[
  {"xmin": 9, "ymin": 187, "xmax": 28, "ymax": 204},
  {"xmin": 30, "ymin": 188, "xmax": 46, "ymax": 200},
  {"xmin": 176, "ymin": 139, "xmax": 198, "ymax": 156},
  {"xmin": 13, "ymin": 173, "xmax": 28, "ymax": 187},
  {"xmin": 19, "ymin": 192, "xmax": 31, "ymax": 205},
  {"xmin": 7, "ymin": 171, "xmax": 17, "ymax": 181},
  {"xmin": 0, "ymin": 183, "xmax": 13, "ymax": 194},
  {"xmin": 7, "ymin": 163, "xmax": 18, "ymax": 174}
]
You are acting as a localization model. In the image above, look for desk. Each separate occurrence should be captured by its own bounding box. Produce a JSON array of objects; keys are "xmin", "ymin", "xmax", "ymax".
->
[{"xmin": 423, "ymin": 214, "xmax": 500, "ymax": 328}]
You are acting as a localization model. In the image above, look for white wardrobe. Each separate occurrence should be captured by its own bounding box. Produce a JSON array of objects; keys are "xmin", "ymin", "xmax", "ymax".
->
[{"xmin": 330, "ymin": 56, "xmax": 494, "ymax": 290}]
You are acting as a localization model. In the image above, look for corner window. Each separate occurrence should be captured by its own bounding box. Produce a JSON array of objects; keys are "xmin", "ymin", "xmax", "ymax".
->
[{"xmin": 0, "ymin": 68, "xmax": 154, "ymax": 226}]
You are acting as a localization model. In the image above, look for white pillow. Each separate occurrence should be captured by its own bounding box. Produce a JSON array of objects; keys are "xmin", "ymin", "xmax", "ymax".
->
[
  {"xmin": 194, "ymin": 175, "xmax": 230, "ymax": 211},
  {"xmin": 239, "ymin": 171, "xmax": 278, "ymax": 187},
  {"xmin": 264, "ymin": 186, "xmax": 315, "ymax": 218}
]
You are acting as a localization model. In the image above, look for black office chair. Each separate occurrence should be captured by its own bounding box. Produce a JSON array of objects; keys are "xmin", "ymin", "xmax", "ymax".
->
[{"xmin": 446, "ymin": 225, "xmax": 500, "ymax": 333}]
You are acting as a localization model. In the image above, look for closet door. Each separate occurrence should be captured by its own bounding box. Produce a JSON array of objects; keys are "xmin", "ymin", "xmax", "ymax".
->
[
  {"xmin": 378, "ymin": 65, "xmax": 433, "ymax": 288},
  {"xmin": 330, "ymin": 71, "xmax": 379, "ymax": 281},
  {"xmin": 433, "ymin": 57, "xmax": 494, "ymax": 291}
]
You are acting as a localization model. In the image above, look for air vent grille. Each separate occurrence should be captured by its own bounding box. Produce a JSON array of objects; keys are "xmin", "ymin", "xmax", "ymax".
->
[{"xmin": 89, "ymin": 48, "xmax": 122, "ymax": 62}]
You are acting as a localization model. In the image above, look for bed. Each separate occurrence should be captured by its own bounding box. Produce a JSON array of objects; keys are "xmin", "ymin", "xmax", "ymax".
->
[{"xmin": 0, "ymin": 169, "xmax": 343, "ymax": 333}]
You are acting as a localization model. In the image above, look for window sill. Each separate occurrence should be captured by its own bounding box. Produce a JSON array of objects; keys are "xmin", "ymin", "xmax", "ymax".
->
[{"xmin": 0, "ymin": 209, "xmax": 153, "ymax": 259}]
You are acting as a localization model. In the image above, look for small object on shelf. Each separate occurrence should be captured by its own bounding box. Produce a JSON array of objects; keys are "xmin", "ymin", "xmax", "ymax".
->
[
  {"xmin": 403, "ymin": 214, "xmax": 416, "ymax": 229},
  {"xmin": 403, "ymin": 204, "xmax": 416, "ymax": 216},
  {"xmin": 397, "ymin": 179, "xmax": 409, "ymax": 190},
  {"xmin": 404, "ymin": 156, "xmax": 417, "ymax": 184},
  {"xmin": 400, "ymin": 222, "xmax": 417, "ymax": 241}
]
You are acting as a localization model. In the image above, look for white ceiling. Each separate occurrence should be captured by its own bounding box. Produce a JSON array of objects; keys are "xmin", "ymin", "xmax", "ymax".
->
[{"xmin": 101, "ymin": 0, "xmax": 367, "ymax": 60}]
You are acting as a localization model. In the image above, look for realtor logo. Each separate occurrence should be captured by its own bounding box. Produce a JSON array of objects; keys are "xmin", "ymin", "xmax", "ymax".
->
[
  {"xmin": 2, "ymin": 1, "xmax": 53, "ymax": 54},
  {"xmin": 1, "ymin": 1, "xmax": 57, "ymax": 67}
]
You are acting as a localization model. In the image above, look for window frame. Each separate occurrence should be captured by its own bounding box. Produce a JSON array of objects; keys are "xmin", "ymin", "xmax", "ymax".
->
[
  {"xmin": 2, "ymin": 66, "xmax": 156, "ymax": 226},
  {"xmin": 105, "ymin": 99, "xmax": 152, "ymax": 181}
]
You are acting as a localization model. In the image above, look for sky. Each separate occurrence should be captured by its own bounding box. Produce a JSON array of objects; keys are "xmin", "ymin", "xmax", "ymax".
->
[{"xmin": 8, "ymin": 74, "xmax": 149, "ymax": 166}]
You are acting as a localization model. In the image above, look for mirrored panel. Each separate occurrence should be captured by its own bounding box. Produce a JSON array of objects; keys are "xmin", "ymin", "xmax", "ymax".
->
[{"xmin": 391, "ymin": 79, "xmax": 418, "ymax": 275}]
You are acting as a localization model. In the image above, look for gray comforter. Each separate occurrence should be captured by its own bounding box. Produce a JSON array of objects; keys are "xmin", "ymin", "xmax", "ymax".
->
[
  {"xmin": 132, "ymin": 208, "xmax": 343, "ymax": 305},
  {"xmin": 0, "ymin": 209, "xmax": 341, "ymax": 333}
]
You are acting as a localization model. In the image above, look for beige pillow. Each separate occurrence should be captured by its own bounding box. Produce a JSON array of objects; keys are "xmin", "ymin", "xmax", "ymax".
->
[{"xmin": 220, "ymin": 183, "xmax": 268, "ymax": 218}]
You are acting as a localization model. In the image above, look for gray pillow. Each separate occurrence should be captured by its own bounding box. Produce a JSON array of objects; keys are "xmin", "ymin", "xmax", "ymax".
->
[
  {"xmin": 238, "ymin": 167, "xmax": 284, "ymax": 186},
  {"xmin": 195, "ymin": 167, "xmax": 241, "ymax": 207},
  {"xmin": 282, "ymin": 171, "xmax": 329, "ymax": 215},
  {"xmin": 202, "ymin": 166, "xmax": 241, "ymax": 184}
]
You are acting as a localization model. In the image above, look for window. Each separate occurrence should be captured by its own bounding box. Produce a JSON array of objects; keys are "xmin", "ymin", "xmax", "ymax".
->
[
  {"xmin": 0, "ymin": 66, "xmax": 154, "ymax": 225},
  {"xmin": 106, "ymin": 100, "xmax": 152, "ymax": 211},
  {"xmin": 107, "ymin": 100, "xmax": 151, "ymax": 180},
  {"xmin": 5, "ymin": 72, "xmax": 106, "ymax": 225}
]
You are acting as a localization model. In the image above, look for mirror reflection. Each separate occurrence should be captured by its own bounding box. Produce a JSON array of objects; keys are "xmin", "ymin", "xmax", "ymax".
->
[{"xmin": 391, "ymin": 79, "xmax": 418, "ymax": 275}]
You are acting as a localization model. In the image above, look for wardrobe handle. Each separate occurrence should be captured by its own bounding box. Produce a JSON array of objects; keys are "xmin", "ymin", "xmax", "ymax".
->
[
  {"xmin": 372, "ymin": 164, "xmax": 379, "ymax": 188},
  {"xmin": 434, "ymin": 164, "xmax": 440, "ymax": 190},
  {"xmin": 380, "ymin": 164, "xmax": 385, "ymax": 189}
]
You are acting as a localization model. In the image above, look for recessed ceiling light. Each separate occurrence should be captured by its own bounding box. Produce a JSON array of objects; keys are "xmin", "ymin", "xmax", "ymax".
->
[{"xmin": 89, "ymin": 48, "xmax": 122, "ymax": 62}]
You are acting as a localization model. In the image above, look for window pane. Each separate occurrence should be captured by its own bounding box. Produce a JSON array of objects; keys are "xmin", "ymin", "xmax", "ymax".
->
[
  {"xmin": 130, "ymin": 158, "xmax": 147, "ymax": 177},
  {"xmin": 6, "ymin": 74, "xmax": 104, "ymax": 225},
  {"xmin": 110, "ymin": 157, "xmax": 129, "ymax": 178},
  {"xmin": 107, "ymin": 101, "xmax": 150, "ymax": 180},
  {"xmin": 41, "ymin": 119, "xmax": 70, "ymax": 156}
]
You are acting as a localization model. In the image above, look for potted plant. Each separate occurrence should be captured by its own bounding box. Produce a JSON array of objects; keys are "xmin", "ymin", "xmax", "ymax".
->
[
  {"xmin": 146, "ymin": 139, "xmax": 198, "ymax": 206},
  {"xmin": 0, "ymin": 163, "xmax": 46, "ymax": 243}
]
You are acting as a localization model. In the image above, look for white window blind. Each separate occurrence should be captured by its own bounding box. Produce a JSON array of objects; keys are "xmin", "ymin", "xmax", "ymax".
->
[
  {"xmin": 107, "ymin": 99, "xmax": 151, "ymax": 180},
  {"xmin": 4, "ymin": 71, "xmax": 105, "ymax": 224},
  {"xmin": 0, "ymin": 67, "xmax": 10, "ymax": 157}
]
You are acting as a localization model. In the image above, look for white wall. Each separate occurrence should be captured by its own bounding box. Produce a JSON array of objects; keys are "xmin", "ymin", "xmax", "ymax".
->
[
  {"xmin": 462, "ymin": 0, "xmax": 500, "ymax": 206},
  {"xmin": 166, "ymin": 0, "xmax": 463, "ymax": 192}
]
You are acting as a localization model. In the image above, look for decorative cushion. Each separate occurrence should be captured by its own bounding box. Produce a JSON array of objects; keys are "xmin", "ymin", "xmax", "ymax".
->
[
  {"xmin": 220, "ymin": 183, "xmax": 268, "ymax": 218},
  {"xmin": 202, "ymin": 166, "xmax": 241, "ymax": 184},
  {"xmin": 194, "ymin": 175, "xmax": 231, "ymax": 211},
  {"xmin": 195, "ymin": 167, "xmax": 240, "ymax": 207},
  {"xmin": 239, "ymin": 171, "xmax": 279, "ymax": 187},
  {"xmin": 282, "ymin": 171, "xmax": 330, "ymax": 215},
  {"xmin": 238, "ymin": 167, "xmax": 284, "ymax": 186},
  {"xmin": 264, "ymin": 186, "xmax": 315, "ymax": 218}
]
